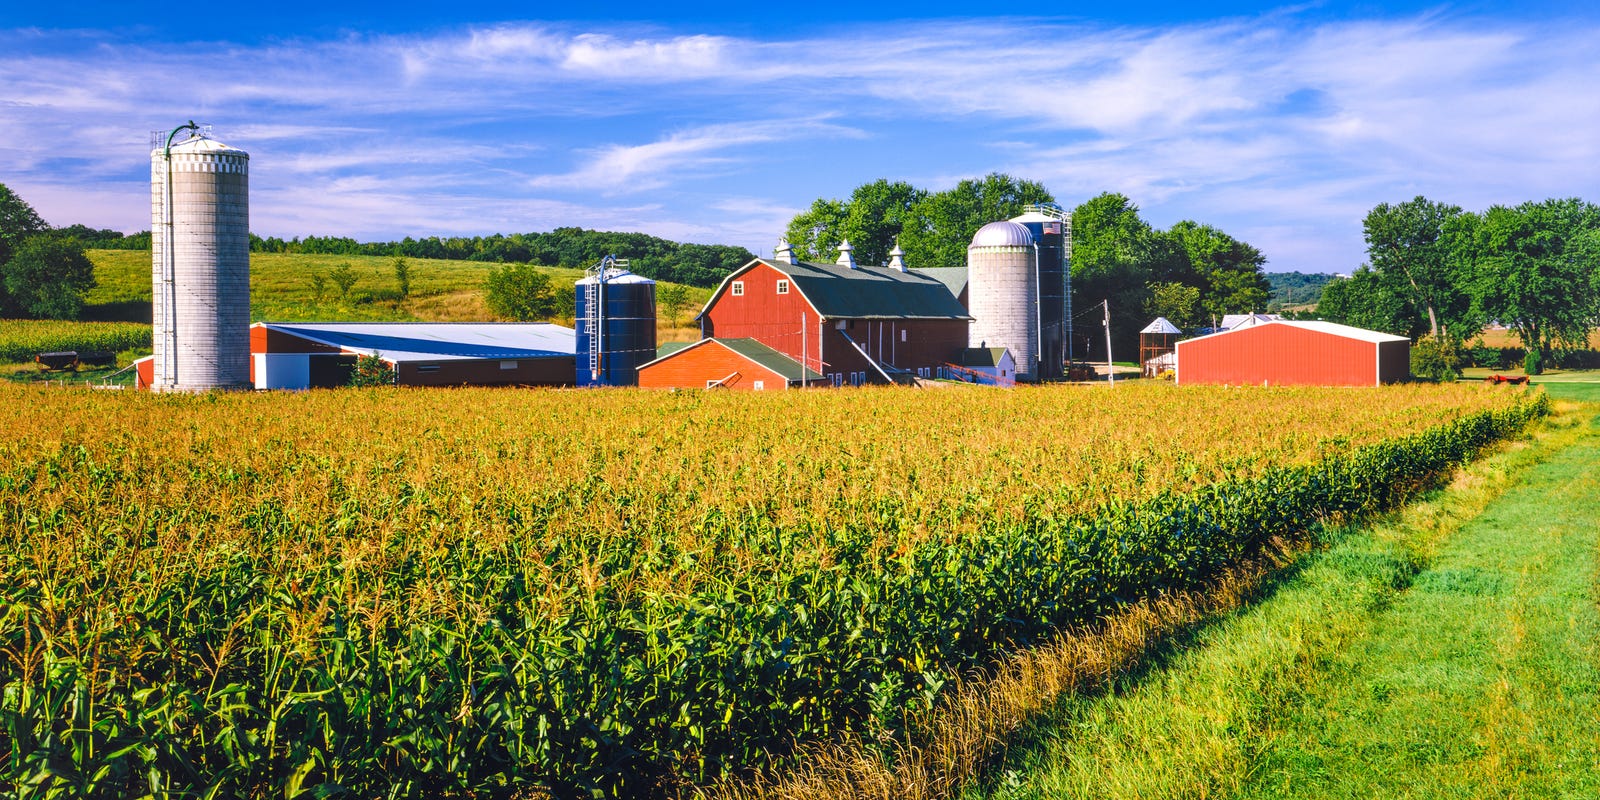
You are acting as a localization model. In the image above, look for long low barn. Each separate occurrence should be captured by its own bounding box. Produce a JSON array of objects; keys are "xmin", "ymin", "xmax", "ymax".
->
[
  {"xmin": 1175, "ymin": 320, "xmax": 1410, "ymax": 387},
  {"xmin": 138, "ymin": 322, "xmax": 578, "ymax": 389}
]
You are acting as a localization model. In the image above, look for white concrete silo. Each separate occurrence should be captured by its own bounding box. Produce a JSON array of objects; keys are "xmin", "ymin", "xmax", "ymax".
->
[
  {"xmin": 967, "ymin": 220, "xmax": 1039, "ymax": 381},
  {"xmin": 150, "ymin": 125, "xmax": 252, "ymax": 391}
]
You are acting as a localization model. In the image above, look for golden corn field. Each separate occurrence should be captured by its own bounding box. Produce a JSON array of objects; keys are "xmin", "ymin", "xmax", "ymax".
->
[{"xmin": 0, "ymin": 381, "xmax": 1544, "ymax": 798}]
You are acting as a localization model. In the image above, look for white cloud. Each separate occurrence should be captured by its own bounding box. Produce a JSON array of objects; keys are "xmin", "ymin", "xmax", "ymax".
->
[
  {"xmin": 528, "ymin": 118, "xmax": 865, "ymax": 193},
  {"xmin": 1, "ymin": 13, "xmax": 1596, "ymax": 271}
]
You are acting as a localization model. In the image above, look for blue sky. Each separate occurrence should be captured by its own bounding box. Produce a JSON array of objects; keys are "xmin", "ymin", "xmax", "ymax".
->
[{"xmin": 3, "ymin": 1, "xmax": 1597, "ymax": 273}]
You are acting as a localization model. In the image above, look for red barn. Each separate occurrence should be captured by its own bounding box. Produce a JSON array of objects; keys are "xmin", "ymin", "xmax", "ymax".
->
[
  {"xmin": 1175, "ymin": 320, "xmax": 1410, "ymax": 387},
  {"xmin": 695, "ymin": 246, "xmax": 971, "ymax": 385}
]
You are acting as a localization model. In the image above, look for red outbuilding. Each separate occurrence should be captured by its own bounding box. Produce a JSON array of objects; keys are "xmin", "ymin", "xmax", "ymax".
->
[
  {"xmin": 637, "ymin": 338, "xmax": 823, "ymax": 390},
  {"xmin": 1175, "ymin": 320, "xmax": 1410, "ymax": 387},
  {"xmin": 695, "ymin": 244, "xmax": 971, "ymax": 386}
]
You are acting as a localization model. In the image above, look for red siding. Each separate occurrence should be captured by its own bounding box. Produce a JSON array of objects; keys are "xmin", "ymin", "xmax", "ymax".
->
[
  {"xmin": 701, "ymin": 263, "xmax": 969, "ymax": 381},
  {"xmin": 250, "ymin": 324, "xmax": 341, "ymax": 355},
  {"xmin": 637, "ymin": 341, "xmax": 792, "ymax": 390},
  {"xmin": 1177, "ymin": 324, "xmax": 1408, "ymax": 386}
]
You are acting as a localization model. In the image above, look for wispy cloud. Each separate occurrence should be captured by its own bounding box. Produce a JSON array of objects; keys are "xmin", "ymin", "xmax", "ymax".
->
[
  {"xmin": 529, "ymin": 118, "xmax": 865, "ymax": 192},
  {"xmin": 0, "ymin": 12, "xmax": 1595, "ymax": 270}
]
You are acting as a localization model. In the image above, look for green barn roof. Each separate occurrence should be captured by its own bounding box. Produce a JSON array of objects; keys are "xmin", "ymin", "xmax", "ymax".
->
[{"xmin": 702, "ymin": 258, "xmax": 972, "ymax": 321}]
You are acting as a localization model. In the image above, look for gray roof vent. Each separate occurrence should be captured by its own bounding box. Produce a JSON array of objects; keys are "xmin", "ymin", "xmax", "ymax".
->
[
  {"xmin": 888, "ymin": 241, "xmax": 907, "ymax": 272},
  {"xmin": 836, "ymin": 239, "xmax": 857, "ymax": 269},
  {"xmin": 774, "ymin": 239, "xmax": 798, "ymax": 265}
]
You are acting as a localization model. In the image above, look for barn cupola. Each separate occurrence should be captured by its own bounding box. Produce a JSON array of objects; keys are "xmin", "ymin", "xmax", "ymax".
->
[
  {"xmin": 888, "ymin": 240, "xmax": 907, "ymax": 272},
  {"xmin": 836, "ymin": 239, "xmax": 857, "ymax": 269},
  {"xmin": 774, "ymin": 239, "xmax": 798, "ymax": 265}
]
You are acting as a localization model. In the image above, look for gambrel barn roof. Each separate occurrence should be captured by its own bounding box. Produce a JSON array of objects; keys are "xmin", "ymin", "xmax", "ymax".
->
[{"xmin": 698, "ymin": 258, "xmax": 971, "ymax": 321}]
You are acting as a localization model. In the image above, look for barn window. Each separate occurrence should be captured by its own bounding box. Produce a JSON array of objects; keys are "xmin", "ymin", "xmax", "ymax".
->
[
  {"xmin": 499, "ymin": 360, "xmax": 518, "ymax": 370},
  {"xmin": 753, "ymin": 380, "xmax": 766, "ymax": 391},
  {"xmin": 776, "ymin": 280, "xmax": 789, "ymax": 295},
  {"xmin": 417, "ymin": 365, "xmax": 440, "ymax": 373},
  {"xmin": 900, "ymin": 329, "xmax": 907, "ymax": 342},
  {"xmin": 731, "ymin": 281, "xmax": 744, "ymax": 296}
]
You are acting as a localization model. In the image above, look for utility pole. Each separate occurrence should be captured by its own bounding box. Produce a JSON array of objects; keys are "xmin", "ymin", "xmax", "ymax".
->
[{"xmin": 1104, "ymin": 299, "xmax": 1115, "ymax": 386}]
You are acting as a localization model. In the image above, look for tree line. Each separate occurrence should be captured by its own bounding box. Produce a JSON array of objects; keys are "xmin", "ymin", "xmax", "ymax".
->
[
  {"xmin": 82, "ymin": 226, "xmax": 753, "ymax": 289},
  {"xmin": 0, "ymin": 185, "xmax": 96, "ymax": 320},
  {"xmin": 1315, "ymin": 196, "xmax": 1600, "ymax": 374},
  {"xmin": 785, "ymin": 174, "xmax": 1271, "ymax": 360}
]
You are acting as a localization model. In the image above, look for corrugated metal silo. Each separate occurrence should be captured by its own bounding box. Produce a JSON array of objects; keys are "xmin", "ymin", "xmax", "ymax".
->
[
  {"xmin": 1010, "ymin": 205, "xmax": 1068, "ymax": 380},
  {"xmin": 150, "ymin": 125, "xmax": 251, "ymax": 391},
  {"xmin": 966, "ymin": 220, "xmax": 1039, "ymax": 381},
  {"xmin": 576, "ymin": 267, "xmax": 657, "ymax": 387}
]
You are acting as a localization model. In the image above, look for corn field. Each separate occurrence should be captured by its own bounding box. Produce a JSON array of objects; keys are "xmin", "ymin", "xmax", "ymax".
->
[
  {"xmin": 0, "ymin": 382, "xmax": 1544, "ymax": 798},
  {"xmin": 0, "ymin": 320, "xmax": 152, "ymax": 363}
]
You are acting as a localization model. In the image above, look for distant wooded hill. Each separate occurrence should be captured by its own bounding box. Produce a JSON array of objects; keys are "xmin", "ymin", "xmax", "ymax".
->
[
  {"xmin": 1266, "ymin": 271, "xmax": 1336, "ymax": 308},
  {"xmin": 60, "ymin": 225, "xmax": 753, "ymax": 289}
]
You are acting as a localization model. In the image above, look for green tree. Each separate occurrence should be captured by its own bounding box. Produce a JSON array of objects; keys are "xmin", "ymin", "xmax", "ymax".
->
[
  {"xmin": 1363, "ymin": 196, "xmax": 1473, "ymax": 338},
  {"xmin": 1465, "ymin": 198, "xmax": 1600, "ymax": 370},
  {"xmin": 1145, "ymin": 281, "xmax": 1201, "ymax": 328},
  {"xmin": 1315, "ymin": 267, "xmax": 1416, "ymax": 335},
  {"xmin": 0, "ymin": 183, "xmax": 49, "ymax": 267},
  {"xmin": 485, "ymin": 263, "xmax": 561, "ymax": 320},
  {"xmin": 902, "ymin": 173, "xmax": 1054, "ymax": 268},
  {"xmin": 308, "ymin": 272, "xmax": 328, "ymax": 301},
  {"xmin": 393, "ymin": 257, "xmax": 412, "ymax": 299},
  {"xmin": 658, "ymin": 283, "xmax": 691, "ymax": 327},
  {"xmin": 1, "ymin": 235, "xmax": 96, "ymax": 319},
  {"xmin": 1070, "ymin": 192, "xmax": 1170, "ymax": 357},
  {"xmin": 785, "ymin": 174, "xmax": 1051, "ymax": 269},
  {"xmin": 328, "ymin": 262, "xmax": 358, "ymax": 299},
  {"xmin": 784, "ymin": 198, "xmax": 848, "ymax": 262},
  {"xmin": 1168, "ymin": 220, "xmax": 1270, "ymax": 319}
]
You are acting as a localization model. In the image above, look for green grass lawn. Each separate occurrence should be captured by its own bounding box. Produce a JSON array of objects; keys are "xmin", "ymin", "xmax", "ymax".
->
[{"xmin": 965, "ymin": 399, "xmax": 1600, "ymax": 800}]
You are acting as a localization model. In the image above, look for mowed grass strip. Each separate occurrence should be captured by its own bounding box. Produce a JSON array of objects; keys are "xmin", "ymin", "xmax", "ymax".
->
[{"xmin": 964, "ymin": 398, "xmax": 1600, "ymax": 800}]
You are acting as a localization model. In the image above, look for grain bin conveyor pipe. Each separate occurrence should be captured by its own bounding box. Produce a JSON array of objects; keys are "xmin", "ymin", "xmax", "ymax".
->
[{"xmin": 158, "ymin": 120, "xmax": 199, "ymax": 390}]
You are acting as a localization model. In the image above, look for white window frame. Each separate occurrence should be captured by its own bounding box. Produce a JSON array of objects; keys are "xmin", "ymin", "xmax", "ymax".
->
[
  {"xmin": 776, "ymin": 280, "xmax": 789, "ymax": 295},
  {"xmin": 731, "ymin": 281, "xmax": 744, "ymax": 297},
  {"xmin": 752, "ymin": 380, "xmax": 765, "ymax": 391}
]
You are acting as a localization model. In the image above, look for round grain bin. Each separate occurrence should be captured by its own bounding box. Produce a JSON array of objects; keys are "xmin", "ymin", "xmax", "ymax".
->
[
  {"xmin": 150, "ymin": 130, "xmax": 251, "ymax": 391},
  {"xmin": 1010, "ymin": 208, "xmax": 1067, "ymax": 380},
  {"xmin": 576, "ymin": 271, "xmax": 657, "ymax": 387},
  {"xmin": 967, "ymin": 220, "xmax": 1039, "ymax": 381}
]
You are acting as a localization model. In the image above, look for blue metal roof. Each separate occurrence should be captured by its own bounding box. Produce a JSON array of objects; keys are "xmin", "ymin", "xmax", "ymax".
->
[{"xmin": 261, "ymin": 322, "xmax": 576, "ymax": 362}]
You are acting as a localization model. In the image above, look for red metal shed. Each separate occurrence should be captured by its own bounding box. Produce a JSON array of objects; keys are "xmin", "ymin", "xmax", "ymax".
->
[
  {"xmin": 637, "ymin": 338, "xmax": 822, "ymax": 390},
  {"xmin": 1175, "ymin": 320, "xmax": 1410, "ymax": 387}
]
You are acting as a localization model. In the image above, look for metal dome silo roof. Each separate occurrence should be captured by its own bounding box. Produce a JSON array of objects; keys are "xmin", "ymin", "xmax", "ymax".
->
[
  {"xmin": 153, "ymin": 136, "xmax": 249, "ymax": 157},
  {"xmin": 969, "ymin": 220, "xmax": 1035, "ymax": 249},
  {"xmin": 575, "ymin": 271, "xmax": 656, "ymax": 285}
]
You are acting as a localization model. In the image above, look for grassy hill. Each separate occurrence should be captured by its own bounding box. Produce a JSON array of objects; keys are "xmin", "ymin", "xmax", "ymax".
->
[{"xmin": 82, "ymin": 250, "xmax": 710, "ymax": 332}]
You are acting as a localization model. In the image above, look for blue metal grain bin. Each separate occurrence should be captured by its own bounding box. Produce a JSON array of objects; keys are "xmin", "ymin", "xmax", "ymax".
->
[{"xmin": 575, "ymin": 271, "xmax": 657, "ymax": 387}]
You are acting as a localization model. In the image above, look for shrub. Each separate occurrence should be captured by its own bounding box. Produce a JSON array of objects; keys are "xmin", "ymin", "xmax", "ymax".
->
[
  {"xmin": 1410, "ymin": 334, "xmax": 1463, "ymax": 382},
  {"xmin": 1523, "ymin": 348, "xmax": 1543, "ymax": 375},
  {"xmin": 347, "ymin": 353, "xmax": 395, "ymax": 387}
]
